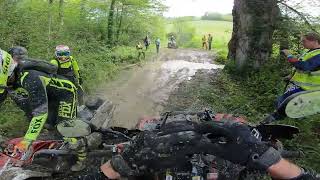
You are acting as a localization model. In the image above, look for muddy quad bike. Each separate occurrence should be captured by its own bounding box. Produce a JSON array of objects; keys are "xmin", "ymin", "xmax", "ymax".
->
[
  {"xmin": 167, "ymin": 39, "xmax": 178, "ymax": 49},
  {"xmin": 0, "ymin": 110, "xmax": 301, "ymax": 180},
  {"xmin": 134, "ymin": 110, "xmax": 302, "ymax": 180},
  {"xmin": 0, "ymin": 126, "xmax": 139, "ymax": 180}
]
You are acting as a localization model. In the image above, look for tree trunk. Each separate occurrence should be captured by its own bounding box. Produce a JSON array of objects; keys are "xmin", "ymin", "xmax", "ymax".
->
[
  {"xmin": 47, "ymin": 0, "xmax": 54, "ymax": 58},
  {"xmin": 228, "ymin": 0, "xmax": 279, "ymax": 71},
  {"xmin": 116, "ymin": 5, "xmax": 124, "ymax": 43},
  {"xmin": 107, "ymin": 0, "xmax": 116, "ymax": 46},
  {"xmin": 59, "ymin": 0, "xmax": 64, "ymax": 28}
]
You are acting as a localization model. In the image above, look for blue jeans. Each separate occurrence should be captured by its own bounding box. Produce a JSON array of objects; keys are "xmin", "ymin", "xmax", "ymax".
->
[{"xmin": 276, "ymin": 84, "xmax": 304, "ymax": 109}]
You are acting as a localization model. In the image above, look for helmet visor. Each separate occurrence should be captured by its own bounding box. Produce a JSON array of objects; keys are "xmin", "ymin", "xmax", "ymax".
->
[{"xmin": 56, "ymin": 51, "xmax": 70, "ymax": 57}]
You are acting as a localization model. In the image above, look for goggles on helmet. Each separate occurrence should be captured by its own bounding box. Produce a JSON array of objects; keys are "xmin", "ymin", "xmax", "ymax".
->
[{"xmin": 56, "ymin": 51, "xmax": 70, "ymax": 57}]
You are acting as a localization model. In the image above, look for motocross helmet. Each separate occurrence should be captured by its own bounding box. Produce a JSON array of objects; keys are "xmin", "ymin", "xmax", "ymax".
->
[
  {"xmin": 8, "ymin": 46, "xmax": 28, "ymax": 61},
  {"xmin": 55, "ymin": 45, "xmax": 71, "ymax": 62}
]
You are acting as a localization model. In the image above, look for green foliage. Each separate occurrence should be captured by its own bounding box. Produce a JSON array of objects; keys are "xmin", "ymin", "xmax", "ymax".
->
[
  {"xmin": 166, "ymin": 20, "xmax": 232, "ymax": 54},
  {"xmin": 201, "ymin": 12, "xmax": 233, "ymax": 22},
  {"xmin": 0, "ymin": 0, "xmax": 165, "ymax": 136},
  {"xmin": 201, "ymin": 63, "xmax": 282, "ymax": 120},
  {"xmin": 214, "ymin": 50, "xmax": 228, "ymax": 64},
  {"xmin": 166, "ymin": 16, "xmax": 201, "ymax": 22},
  {"xmin": 0, "ymin": 100, "xmax": 28, "ymax": 137},
  {"xmin": 281, "ymin": 117, "xmax": 320, "ymax": 170},
  {"xmin": 199, "ymin": 59, "xmax": 320, "ymax": 170},
  {"xmin": 171, "ymin": 20, "xmax": 197, "ymax": 48}
]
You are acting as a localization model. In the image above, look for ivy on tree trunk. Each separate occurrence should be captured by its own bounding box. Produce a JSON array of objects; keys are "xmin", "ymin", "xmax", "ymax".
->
[{"xmin": 228, "ymin": 0, "xmax": 279, "ymax": 71}]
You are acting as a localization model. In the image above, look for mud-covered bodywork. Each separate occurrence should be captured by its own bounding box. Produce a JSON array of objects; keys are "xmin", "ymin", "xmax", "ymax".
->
[
  {"xmin": 0, "ymin": 138, "xmax": 61, "ymax": 180},
  {"xmin": 0, "ymin": 166, "xmax": 51, "ymax": 180},
  {"xmin": 0, "ymin": 109, "xmax": 301, "ymax": 180}
]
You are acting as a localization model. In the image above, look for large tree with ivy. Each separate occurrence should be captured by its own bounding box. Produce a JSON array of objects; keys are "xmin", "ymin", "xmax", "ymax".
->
[{"xmin": 228, "ymin": 0, "xmax": 279, "ymax": 71}]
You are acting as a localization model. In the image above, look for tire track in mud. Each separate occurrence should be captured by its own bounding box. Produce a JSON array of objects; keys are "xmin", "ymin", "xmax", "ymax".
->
[{"xmin": 95, "ymin": 49, "xmax": 224, "ymax": 129}]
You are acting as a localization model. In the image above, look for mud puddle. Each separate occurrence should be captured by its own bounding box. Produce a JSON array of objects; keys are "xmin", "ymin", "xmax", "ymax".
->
[{"xmin": 95, "ymin": 49, "xmax": 223, "ymax": 129}]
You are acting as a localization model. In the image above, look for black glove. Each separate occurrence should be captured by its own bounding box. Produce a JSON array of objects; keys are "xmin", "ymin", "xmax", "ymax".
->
[
  {"xmin": 110, "ymin": 121, "xmax": 203, "ymax": 177},
  {"xmin": 195, "ymin": 120, "xmax": 281, "ymax": 171}
]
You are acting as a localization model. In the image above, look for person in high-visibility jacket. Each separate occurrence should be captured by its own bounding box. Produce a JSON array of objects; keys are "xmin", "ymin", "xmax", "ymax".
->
[
  {"xmin": 260, "ymin": 32, "xmax": 320, "ymax": 122},
  {"xmin": 50, "ymin": 45, "xmax": 84, "ymax": 104},
  {"xmin": 279, "ymin": 32, "xmax": 320, "ymax": 107}
]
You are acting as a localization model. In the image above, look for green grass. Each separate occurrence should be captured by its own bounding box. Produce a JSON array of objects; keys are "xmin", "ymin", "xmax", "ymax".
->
[
  {"xmin": 185, "ymin": 20, "xmax": 232, "ymax": 47},
  {"xmin": 166, "ymin": 20, "xmax": 233, "ymax": 61},
  {"xmin": 198, "ymin": 65, "xmax": 320, "ymax": 171}
]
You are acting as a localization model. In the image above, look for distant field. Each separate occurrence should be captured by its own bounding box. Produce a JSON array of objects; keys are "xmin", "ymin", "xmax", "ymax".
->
[{"xmin": 166, "ymin": 20, "xmax": 233, "ymax": 58}]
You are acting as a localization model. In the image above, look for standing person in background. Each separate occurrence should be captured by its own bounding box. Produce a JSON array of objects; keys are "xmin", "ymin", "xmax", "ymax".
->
[
  {"xmin": 136, "ymin": 42, "xmax": 145, "ymax": 60},
  {"xmin": 202, "ymin": 35, "xmax": 208, "ymax": 50},
  {"xmin": 208, "ymin": 34, "xmax": 213, "ymax": 50},
  {"xmin": 144, "ymin": 35, "xmax": 150, "ymax": 50},
  {"xmin": 155, "ymin": 38, "xmax": 161, "ymax": 54}
]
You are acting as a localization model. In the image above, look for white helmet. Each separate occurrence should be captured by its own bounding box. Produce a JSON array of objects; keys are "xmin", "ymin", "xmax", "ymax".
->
[{"xmin": 55, "ymin": 45, "xmax": 71, "ymax": 62}]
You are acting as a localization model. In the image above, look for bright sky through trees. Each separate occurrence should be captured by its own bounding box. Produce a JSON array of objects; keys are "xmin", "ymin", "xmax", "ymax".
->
[
  {"xmin": 163, "ymin": 0, "xmax": 320, "ymax": 17},
  {"xmin": 163, "ymin": 0, "xmax": 234, "ymax": 17}
]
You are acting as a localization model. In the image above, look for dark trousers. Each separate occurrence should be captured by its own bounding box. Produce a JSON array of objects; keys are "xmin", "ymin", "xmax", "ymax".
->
[
  {"xmin": 138, "ymin": 51, "xmax": 145, "ymax": 60},
  {"xmin": 47, "ymin": 79, "xmax": 77, "ymax": 126},
  {"xmin": 208, "ymin": 42, "xmax": 212, "ymax": 50},
  {"xmin": 276, "ymin": 84, "xmax": 303, "ymax": 109}
]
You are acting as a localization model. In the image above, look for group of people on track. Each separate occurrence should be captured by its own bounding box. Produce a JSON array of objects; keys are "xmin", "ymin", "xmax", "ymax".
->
[
  {"xmin": 1, "ymin": 31, "xmax": 320, "ymax": 179},
  {"xmin": 136, "ymin": 35, "xmax": 161, "ymax": 60},
  {"xmin": 202, "ymin": 34, "xmax": 213, "ymax": 50}
]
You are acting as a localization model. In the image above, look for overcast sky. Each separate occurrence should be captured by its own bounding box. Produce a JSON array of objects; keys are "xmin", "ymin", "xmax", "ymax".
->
[
  {"xmin": 163, "ymin": 0, "xmax": 234, "ymax": 17},
  {"xmin": 163, "ymin": 0, "xmax": 320, "ymax": 17}
]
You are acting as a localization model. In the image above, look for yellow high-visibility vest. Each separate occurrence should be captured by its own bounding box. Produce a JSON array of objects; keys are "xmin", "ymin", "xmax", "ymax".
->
[{"xmin": 291, "ymin": 49, "xmax": 320, "ymax": 90}]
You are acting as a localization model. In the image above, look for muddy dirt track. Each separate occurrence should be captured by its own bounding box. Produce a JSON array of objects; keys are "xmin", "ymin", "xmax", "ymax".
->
[
  {"xmin": 95, "ymin": 48, "xmax": 224, "ymax": 129},
  {"xmin": 0, "ymin": 49, "xmax": 226, "ymax": 180}
]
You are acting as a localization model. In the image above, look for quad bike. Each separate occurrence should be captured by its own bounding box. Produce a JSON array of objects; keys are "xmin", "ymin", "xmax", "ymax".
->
[
  {"xmin": 0, "ymin": 110, "xmax": 302, "ymax": 180},
  {"xmin": 136, "ymin": 110, "xmax": 302, "ymax": 180},
  {"xmin": 0, "ymin": 127, "xmax": 138, "ymax": 180},
  {"xmin": 167, "ymin": 39, "xmax": 178, "ymax": 49}
]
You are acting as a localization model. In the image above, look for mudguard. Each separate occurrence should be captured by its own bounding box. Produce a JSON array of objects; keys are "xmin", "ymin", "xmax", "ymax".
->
[{"xmin": 284, "ymin": 90, "xmax": 320, "ymax": 118}]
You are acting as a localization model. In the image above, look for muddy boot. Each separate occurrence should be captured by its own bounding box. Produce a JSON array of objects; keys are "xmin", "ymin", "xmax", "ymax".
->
[
  {"xmin": 57, "ymin": 120, "xmax": 91, "ymax": 172},
  {"xmin": 71, "ymin": 146, "xmax": 87, "ymax": 172}
]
